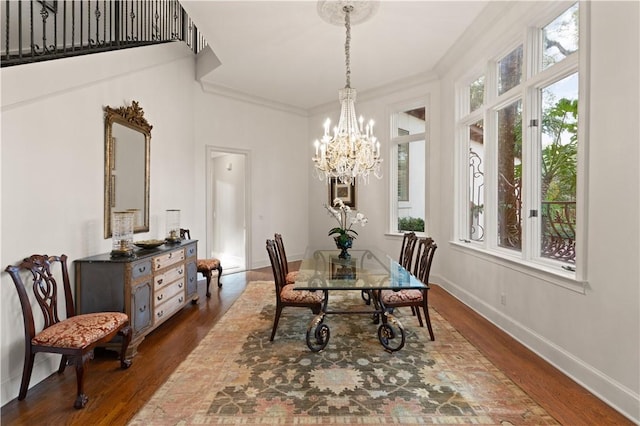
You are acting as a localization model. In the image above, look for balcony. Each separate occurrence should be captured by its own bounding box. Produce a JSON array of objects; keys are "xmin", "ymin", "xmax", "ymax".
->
[{"xmin": 1, "ymin": 0, "xmax": 206, "ymax": 67}]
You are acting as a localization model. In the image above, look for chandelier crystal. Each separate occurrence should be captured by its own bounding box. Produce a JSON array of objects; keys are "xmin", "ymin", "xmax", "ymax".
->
[{"xmin": 312, "ymin": 4, "xmax": 382, "ymax": 185}]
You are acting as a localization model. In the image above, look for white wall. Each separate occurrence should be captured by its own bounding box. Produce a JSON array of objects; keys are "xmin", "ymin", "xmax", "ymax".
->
[
  {"xmin": 192, "ymin": 92, "xmax": 310, "ymax": 268},
  {"xmin": 435, "ymin": 1, "xmax": 639, "ymax": 421},
  {"xmin": 0, "ymin": 42, "xmax": 197, "ymax": 405}
]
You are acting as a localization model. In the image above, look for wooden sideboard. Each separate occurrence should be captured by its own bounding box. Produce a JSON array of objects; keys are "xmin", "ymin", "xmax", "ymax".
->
[{"xmin": 75, "ymin": 240, "xmax": 198, "ymax": 357}]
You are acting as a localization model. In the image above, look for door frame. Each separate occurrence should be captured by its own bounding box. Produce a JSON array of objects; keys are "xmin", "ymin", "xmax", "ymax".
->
[{"xmin": 205, "ymin": 145, "xmax": 252, "ymax": 273}]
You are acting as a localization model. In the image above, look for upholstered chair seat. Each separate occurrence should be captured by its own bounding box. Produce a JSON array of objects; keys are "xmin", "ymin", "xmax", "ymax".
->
[
  {"xmin": 32, "ymin": 312, "xmax": 129, "ymax": 348},
  {"xmin": 379, "ymin": 289, "xmax": 422, "ymax": 304},
  {"xmin": 280, "ymin": 285, "xmax": 324, "ymax": 304}
]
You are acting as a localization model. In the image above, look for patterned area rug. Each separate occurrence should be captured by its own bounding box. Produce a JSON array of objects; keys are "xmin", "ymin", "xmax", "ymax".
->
[{"xmin": 128, "ymin": 281, "xmax": 558, "ymax": 425}]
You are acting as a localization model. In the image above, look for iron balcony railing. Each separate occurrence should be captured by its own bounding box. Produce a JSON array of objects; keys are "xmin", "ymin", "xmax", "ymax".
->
[{"xmin": 2, "ymin": 0, "xmax": 207, "ymax": 67}]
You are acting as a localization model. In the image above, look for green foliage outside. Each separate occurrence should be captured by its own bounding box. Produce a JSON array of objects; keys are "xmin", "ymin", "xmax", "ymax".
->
[{"xmin": 399, "ymin": 216, "xmax": 425, "ymax": 232}]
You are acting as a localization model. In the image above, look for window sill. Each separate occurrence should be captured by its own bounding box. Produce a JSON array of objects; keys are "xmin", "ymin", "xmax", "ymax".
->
[{"xmin": 449, "ymin": 240, "xmax": 587, "ymax": 294}]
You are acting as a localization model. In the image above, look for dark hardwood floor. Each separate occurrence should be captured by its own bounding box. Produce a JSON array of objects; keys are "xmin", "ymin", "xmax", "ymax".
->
[{"xmin": 1, "ymin": 264, "xmax": 632, "ymax": 425}]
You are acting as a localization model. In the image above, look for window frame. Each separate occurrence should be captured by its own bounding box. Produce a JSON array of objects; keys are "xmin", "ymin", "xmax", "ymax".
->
[
  {"xmin": 388, "ymin": 98, "xmax": 430, "ymax": 236},
  {"xmin": 453, "ymin": 2, "xmax": 589, "ymax": 290}
]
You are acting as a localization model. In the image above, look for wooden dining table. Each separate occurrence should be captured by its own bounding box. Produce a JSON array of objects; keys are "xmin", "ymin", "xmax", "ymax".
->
[{"xmin": 292, "ymin": 247, "xmax": 426, "ymax": 352}]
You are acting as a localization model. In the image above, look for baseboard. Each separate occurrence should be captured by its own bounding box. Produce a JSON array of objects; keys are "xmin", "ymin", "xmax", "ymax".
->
[{"xmin": 432, "ymin": 273, "xmax": 640, "ymax": 424}]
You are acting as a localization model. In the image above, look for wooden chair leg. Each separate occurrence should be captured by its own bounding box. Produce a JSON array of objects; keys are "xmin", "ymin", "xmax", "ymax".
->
[
  {"xmin": 18, "ymin": 352, "xmax": 35, "ymax": 400},
  {"xmin": 270, "ymin": 305, "xmax": 283, "ymax": 341},
  {"xmin": 415, "ymin": 306, "xmax": 425, "ymax": 327},
  {"xmin": 217, "ymin": 265, "xmax": 223, "ymax": 287},
  {"xmin": 204, "ymin": 270, "xmax": 212, "ymax": 298},
  {"xmin": 73, "ymin": 356, "xmax": 90, "ymax": 409},
  {"xmin": 423, "ymin": 301, "xmax": 435, "ymax": 341},
  {"xmin": 118, "ymin": 325, "xmax": 133, "ymax": 369},
  {"xmin": 58, "ymin": 354, "xmax": 68, "ymax": 373}
]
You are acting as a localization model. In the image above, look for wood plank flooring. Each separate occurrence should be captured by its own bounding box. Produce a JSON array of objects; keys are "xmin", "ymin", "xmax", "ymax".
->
[{"xmin": 1, "ymin": 265, "xmax": 633, "ymax": 425}]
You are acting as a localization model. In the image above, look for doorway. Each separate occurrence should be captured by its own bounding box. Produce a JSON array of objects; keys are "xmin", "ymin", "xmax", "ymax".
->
[{"xmin": 206, "ymin": 146, "xmax": 250, "ymax": 274}]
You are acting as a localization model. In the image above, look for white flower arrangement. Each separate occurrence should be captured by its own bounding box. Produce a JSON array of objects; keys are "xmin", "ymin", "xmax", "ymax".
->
[{"xmin": 324, "ymin": 198, "xmax": 368, "ymax": 244}]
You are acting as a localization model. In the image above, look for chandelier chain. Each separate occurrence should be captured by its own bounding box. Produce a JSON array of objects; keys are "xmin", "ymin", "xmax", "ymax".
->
[{"xmin": 344, "ymin": 5, "xmax": 352, "ymax": 89}]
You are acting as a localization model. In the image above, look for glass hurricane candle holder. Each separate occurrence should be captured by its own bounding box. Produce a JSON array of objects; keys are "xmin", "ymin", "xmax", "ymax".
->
[
  {"xmin": 165, "ymin": 209, "xmax": 181, "ymax": 243},
  {"xmin": 111, "ymin": 211, "xmax": 135, "ymax": 257}
]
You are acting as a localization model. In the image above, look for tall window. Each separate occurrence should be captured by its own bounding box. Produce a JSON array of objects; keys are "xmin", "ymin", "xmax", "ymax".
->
[
  {"xmin": 456, "ymin": 3, "xmax": 581, "ymax": 274},
  {"xmin": 391, "ymin": 106, "xmax": 426, "ymax": 233}
]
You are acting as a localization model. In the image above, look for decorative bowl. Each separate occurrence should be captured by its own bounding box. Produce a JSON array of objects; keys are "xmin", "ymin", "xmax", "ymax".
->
[{"xmin": 134, "ymin": 239, "xmax": 165, "ymax": 249}]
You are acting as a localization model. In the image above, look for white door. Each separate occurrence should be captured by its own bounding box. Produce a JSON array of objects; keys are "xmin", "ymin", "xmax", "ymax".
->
[{"xmin": 206, "ymin": 147, "xmax": 250, "ymax": 274}]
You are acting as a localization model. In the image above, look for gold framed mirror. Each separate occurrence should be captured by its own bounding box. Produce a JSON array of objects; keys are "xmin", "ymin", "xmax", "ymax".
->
[{"xmin": 104, "ymin": 100, "xmax": 152, "ymax": 238}]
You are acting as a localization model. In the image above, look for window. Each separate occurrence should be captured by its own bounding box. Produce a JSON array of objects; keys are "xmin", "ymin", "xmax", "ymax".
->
[
  {"xmin": 391, "ymin": 106, "xmax": 426, "ymax": 233},
  {"xmin": 456, "ymin": 3, "xmax": 581, "ymax": 277}
]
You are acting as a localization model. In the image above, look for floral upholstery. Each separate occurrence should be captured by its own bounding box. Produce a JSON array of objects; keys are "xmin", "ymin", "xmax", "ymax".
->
[
  {"xmin": 32, "ymin": 312, "xmax": 129, "ymax": 349},
  {"xmin": 285, "ymin": 269, "xmax": 316, "ymax": 285},
  {"xmin": 285, "ymin": 271, "xmax": 299, "ymax": 285},
  {"xmin": 280, "ymin": 285, "xmax": 324, "ymax": 304},
  {"xmin": 380, "ymin": 289, "xmax": 424, "ymax": 304},
  {"xmin": 197, "ymin": 258, "xmax": 220, "ymax": 271}
]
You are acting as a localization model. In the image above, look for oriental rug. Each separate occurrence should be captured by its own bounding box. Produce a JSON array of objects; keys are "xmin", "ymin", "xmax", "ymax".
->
[{"xmin": 128, "ymin": 281, "xmax": 558, "ymax": 425}]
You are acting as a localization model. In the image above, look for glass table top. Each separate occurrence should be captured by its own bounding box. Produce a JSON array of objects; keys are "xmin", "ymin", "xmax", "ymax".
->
[{"xmin": 292, "ymin": 248, "xmax": 426, "ymax": 291}]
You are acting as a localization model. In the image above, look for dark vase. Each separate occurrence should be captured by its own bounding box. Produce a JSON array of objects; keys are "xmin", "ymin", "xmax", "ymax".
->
[{"xmin": 334, "ymin": 235, "xmax": 353, "ymax": 259}]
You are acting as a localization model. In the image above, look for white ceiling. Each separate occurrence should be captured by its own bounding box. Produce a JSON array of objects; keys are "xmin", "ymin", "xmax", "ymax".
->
[{"xmin": 181, "ymin": 1, "xmax": 489, "ymax": 111}]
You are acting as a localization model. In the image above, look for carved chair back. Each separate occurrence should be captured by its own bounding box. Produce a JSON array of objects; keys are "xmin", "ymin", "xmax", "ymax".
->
[
  {"xmin": 266, "ymin": 239, "xmax": 286, "ymax": 295},
  {"xmin": 273, "ymin": 233, "xmax": 290, "ymax": 276},
  {"xmin": 6, "ymin": 254, "xmax": 74, "ymax": 340},
  {"xmin": 399, "ymin": 232, "xmax": 417, "ymax": 271},
  {"xmin": 415, "ymin": 238, "xmax": 437, "ymax": 285}
]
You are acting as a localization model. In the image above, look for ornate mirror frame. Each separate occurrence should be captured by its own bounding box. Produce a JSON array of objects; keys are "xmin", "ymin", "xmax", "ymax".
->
[{"xmin": 104, "ymin": 100, "xmax": 152, "ymax": 238}]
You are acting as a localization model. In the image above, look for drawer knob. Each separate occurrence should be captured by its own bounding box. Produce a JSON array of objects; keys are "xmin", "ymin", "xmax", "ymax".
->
[
  {"xmin": 157, "ymin": 278, "xmax": 163, "ymax": 285},
  {"xmin": 157, "ymin": 294, "xmax": 163, "ymax": 301},
  {"xmin": 157, "ymin": 311, "xmax": 164, "ymax": 318},
  {"xmin": 139, "ymin": 304, "xmax": 147, "ymax": 312},
  {"xmin": 178, "ymin": 282, "xmax": 184, "ymax": 288},
  {"xmin": 138, "ymin": 266, "xmax": 147, "ymax": 273},
  {"xmin": 179, "ymin": 297, "xmax": 184, "ymax": 303},
  {"xmin": 178, "ymin": 268, "xmax": 184, "ymax": 275}
]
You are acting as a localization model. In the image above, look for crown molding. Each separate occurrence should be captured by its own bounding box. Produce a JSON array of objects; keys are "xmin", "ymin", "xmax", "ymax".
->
[
  {"xmin": 199, "ymin": 81, "xmax": 309, "ymax": 117},
  {"xmin": 308, "ymin": 69, "xmax": 440, "ymax": 116}
]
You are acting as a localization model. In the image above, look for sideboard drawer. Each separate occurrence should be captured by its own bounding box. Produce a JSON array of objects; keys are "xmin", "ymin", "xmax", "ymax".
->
[
  {"xmin": 154, "ymin": 278, "xmax": 185, "ymax": 306},
  {"xmin": 154, "ymin": 292, "xmax": 185, "ymax": 324},
  {"xmin": 153, "ymin": 249, "xmax": 185, "ymax": 271},
  {"xmin": 132, "ymin": 259, "xmax": 153, "ymax": 280},
  {"xmin": 185, "ymin": 244, "xmax": 197, "ymax": 258},
  {"xmin": 154, "ymin": 264, "xmax": 185, "ymax": 290}
]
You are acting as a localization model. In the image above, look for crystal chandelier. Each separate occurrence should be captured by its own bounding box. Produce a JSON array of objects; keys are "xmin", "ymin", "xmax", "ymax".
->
[{"xmin": 312, "ymin": 3, "xmax": 382, "ymax": 185}]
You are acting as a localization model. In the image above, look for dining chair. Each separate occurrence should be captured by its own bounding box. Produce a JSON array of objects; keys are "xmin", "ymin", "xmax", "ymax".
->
[
  {"xmin": 379, "ymin": 238, "xmax": 437, "ymax": 340},
  {"xmin": 180, "ymin": 228, "xmax": 222, "ymax": 297},
  {"xmin": 274, "ymin": 233, "xmax": 298, "ymax": 285},
  {"xmin": 266, "ymin": 239, "xmax": 325, "ymax": 341},
  {"xmin": 4, "ymin": 254, "xmax": 132, "ymax": 409},
  {"xmin": 364, "ymin": 231, "xmax": 418, "ymax": 306}
]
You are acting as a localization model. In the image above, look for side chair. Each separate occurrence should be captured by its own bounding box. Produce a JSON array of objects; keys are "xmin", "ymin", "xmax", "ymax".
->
[
  {"xmin": 266, "ymin": 239, "xmax": 325, "ymax": 341},
  {"xmin": 4, "ymin": 254, "xmax": 132, "ymax": 409},
  {"xmin": 180, "ymin": 228, "xmax": 222, "ymax": 297},
  {"xmin": 379, "ymin": 238, "xmax": 437, "ymax": 341}
]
